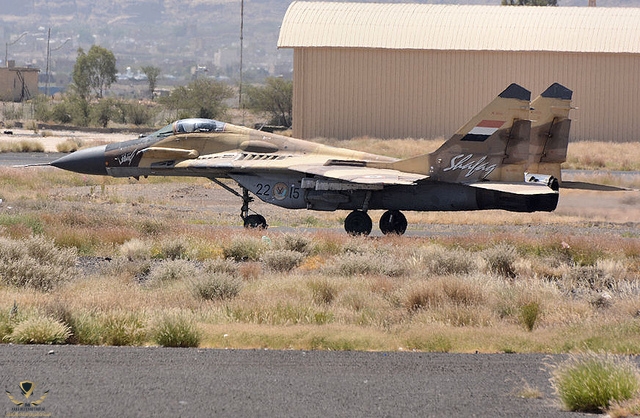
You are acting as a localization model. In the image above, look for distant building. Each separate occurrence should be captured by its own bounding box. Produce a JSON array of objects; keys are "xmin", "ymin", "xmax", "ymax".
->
[
  {"xmin": 278, "ymin": 3, "xmax": 640, "ymax": 142},
  {"xmin": 0, "ymin": 61, "xmax": 39, "ymax": 102}
]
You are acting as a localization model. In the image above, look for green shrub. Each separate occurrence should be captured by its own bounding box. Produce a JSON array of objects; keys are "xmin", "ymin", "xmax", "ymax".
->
[
  {"xmin": 100, "ymin": 311, "xmax": 147, "ymax": 346},
  {"xmin": 191, "ymin": 273, "xmax": 242, "ymax": 301},
  {"xmin": 551, "ymin": 352, "xmax": 640, "ymax": 413},
  {"xmin": 151, "ymin": 313, "xmax": 201, "ymax": 348},
  {"xmin": 519, "ymin": 302, "xmax": 540, "ymax": 332},
  {"xmin": 0, "ymin": 312, "xmax": 14, "ymax": 342},
  {"xmin": 0, "ymin": 235, "xmax": 77, "ymax": 291},
  {"xmin": 9, "ymin": 316, "xmax": 71, "ymax": 344},
  {"xmin": 261, "ymin": 249, "xmax": 304, "ymax": 272}
]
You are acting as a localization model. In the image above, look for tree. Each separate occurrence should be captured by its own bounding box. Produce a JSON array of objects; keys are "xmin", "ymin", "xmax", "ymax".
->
[
  {"xmin": 71, "ymin": 45, "xmax": 117, "ymax": 99},
  {"xmin": 141, "ymin": 65, "xmax": 161, "ymax": 99},
  {"xmin": 244, "ymin": 77, "xmax": 293, "ymax": 127},
  {"xmin": 159, "ymin": 79, "xmax": 234, "ymax": 119},
  {"xmin": 72, "ymin": 48, "xmax": 91, "ymax": 100}
]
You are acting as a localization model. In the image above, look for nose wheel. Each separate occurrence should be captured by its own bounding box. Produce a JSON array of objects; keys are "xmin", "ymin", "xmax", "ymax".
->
[{"xmin": 241, "ymin": 188, "xmax": 268, "ymax": 229}]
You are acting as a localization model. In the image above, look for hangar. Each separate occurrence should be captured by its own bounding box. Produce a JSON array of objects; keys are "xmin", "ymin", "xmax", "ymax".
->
[{"xmin": 277, "ymin": 2, "xmax": 640, "ymax": 142}]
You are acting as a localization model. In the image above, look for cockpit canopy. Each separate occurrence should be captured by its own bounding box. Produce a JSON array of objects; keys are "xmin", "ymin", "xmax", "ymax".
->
[
  {"xmin": 150, "ymin": 118, "xmax": 226, "ymax": 139},
  {"xmin": 175, "ymin": 118, "xmax": 225, "ymax": 134}
]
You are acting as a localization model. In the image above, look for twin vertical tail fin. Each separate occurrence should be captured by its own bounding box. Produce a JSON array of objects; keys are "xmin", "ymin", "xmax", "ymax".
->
[
  {"xmin": 527, "ymin": 83, "xmax": 573, "ymax": 182},
  {"xmin": 390, "ymin": 82, "xmax": 573, "ymax": 186},
  {"xmin": 426, "ymin": 83, "xmax": 532, "ymax": 183}
]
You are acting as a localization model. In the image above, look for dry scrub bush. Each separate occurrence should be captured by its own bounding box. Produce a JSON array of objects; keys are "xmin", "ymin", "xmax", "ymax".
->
[
  {"xmin": 481, "ymin": 243, "xmax": 518, "ymax": 278},
  {"xmin": 9, "ymin": 316, "xmax": 71, "ymax": 344},
  {"xmin": 325, "ymin": 252, "xmax": 407, "ymax": 277},
  {"xmin": 222, "ymin": 236, "xmax": 266, "ymax": 261},
  {"xmin": 261, "ymin": 249, "xmax": 304, "ymax": 272},
  {"xmin": 0, "ymin": 235, "xmax": 77, "ymax": 291},
  {"xmin": 119, "ymin": 238, "xmax": 151, "ymax": 261},
  {"xmin": 204, "ymin": 258, "xmax": 240, "ymax": 276},
  {"xmin": 56, "ymin": 138, "xmax": 83, "ymax": 153},
  {"xmin": 152, "ymin": 237, "xmax": 191, "ymax": 260},
  {"xmin": 147, "ymin": 259, "xmax": 199, "ymax": 285},
  {"xmin": 407, "ymin": 244, "xmax": 477, "ymax": 276},
  {"xmin": 191, "ymin": 273, "xmax": 242, "ymax": 301},
  {"xmin": 309, "ymin": 279, "xmax": 338, "ymax": 305},
  {"xmin": 277, "ymin": 233, "xmax": 313, "ymax": 255}
]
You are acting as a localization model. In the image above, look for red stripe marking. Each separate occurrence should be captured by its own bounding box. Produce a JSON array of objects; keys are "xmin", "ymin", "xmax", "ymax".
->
[{"xmin": 477, "ymin": 120, "xmax": 504, "ymax": 128}]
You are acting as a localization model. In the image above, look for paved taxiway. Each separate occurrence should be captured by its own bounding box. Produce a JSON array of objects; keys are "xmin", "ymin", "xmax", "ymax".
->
[{"xmin": 0, "ymin": 345, "xmax": 599, "ymax": 417}]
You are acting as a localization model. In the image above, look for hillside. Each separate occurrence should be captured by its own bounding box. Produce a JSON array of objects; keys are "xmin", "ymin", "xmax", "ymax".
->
[{"xmin": 2, "ymin": 0, "xmax": 640, "ymax": 89}]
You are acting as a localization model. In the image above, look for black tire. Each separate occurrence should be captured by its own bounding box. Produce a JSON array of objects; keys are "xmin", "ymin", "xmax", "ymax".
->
[
  {"xmin": 243, "ymin": 214, "xmax": 268, "ymax": 229},
  {"xmin": 379, "ymin": 210, "xmax": 407, "ymax": 235},
  {"xmin": 344, "ymin": 210, "xmax": 372, "ymax": 236}
]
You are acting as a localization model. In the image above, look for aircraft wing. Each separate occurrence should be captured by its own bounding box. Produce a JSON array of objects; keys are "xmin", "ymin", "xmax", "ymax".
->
[{"xmin": 288, "ymin": 164, "xmax": 428, "ymax": 185}]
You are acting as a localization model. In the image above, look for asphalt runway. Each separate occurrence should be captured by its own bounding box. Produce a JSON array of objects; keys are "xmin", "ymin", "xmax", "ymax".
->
[{"xmin": 0, "ymin": 345, "xmax": 598, "ymax": 418}]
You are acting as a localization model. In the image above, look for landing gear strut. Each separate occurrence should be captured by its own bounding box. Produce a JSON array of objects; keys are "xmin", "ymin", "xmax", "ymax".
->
[
  {"xmin": 210, "ymin": 179, "xmax": 268, "ymax": 230},
  {"xmin": 379, "ymin": 210, "xmax": 407, "ymax": 235}
]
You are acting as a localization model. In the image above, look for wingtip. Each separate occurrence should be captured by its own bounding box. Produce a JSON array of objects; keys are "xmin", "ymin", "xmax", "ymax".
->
[
  {"xmin": 541, "ymin": 83, "xmax": 573, "ymax": 100},
  {"xmin": 499, "ymin": 83, "xmax": 531, "ymax": 101}
]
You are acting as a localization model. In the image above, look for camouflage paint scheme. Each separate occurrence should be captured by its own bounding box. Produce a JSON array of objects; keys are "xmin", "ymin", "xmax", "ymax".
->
[{"xmin": 49, "ymin": 83, "xmax": 573, "ymax": 235}]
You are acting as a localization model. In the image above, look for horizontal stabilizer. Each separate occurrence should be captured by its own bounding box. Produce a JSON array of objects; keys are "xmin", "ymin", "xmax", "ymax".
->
[{"xmin": 561, "ymin": 181, "xmax": 631, "ymax": 191}]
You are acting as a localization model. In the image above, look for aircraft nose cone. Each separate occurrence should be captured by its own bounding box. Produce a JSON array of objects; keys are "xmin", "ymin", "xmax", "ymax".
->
[{"xmin": 50, "ymin": 145, "xmax": 108, "ymax": 175}]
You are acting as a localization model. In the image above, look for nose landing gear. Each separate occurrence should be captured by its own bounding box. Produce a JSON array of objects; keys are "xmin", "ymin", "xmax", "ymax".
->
[{"xmin": 241, "ymin": 188, "xmax": 268, "ymax": 229}]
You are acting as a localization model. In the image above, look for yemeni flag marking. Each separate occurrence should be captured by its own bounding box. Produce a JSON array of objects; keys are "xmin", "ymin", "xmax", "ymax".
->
[{"xmin": 461, "ymin": 120, "xmax": 505, "ymax": 142}]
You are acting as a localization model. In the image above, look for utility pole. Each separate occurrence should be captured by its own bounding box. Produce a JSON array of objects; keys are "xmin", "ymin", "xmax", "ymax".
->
[{"xmin": 239, "ymin": 0, "xmax": 245, "ymax": 124}]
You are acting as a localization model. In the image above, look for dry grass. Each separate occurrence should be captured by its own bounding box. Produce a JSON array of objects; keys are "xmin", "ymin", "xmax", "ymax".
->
[{"xmin": 0, "ymin": 139, "xmax": 638, "ymax": 351}]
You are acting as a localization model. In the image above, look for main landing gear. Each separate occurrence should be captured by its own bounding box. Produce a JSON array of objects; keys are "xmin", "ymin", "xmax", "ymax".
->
[{"xmin": 344, "ymin": 210, "xmax": 408, "ymax": 236}]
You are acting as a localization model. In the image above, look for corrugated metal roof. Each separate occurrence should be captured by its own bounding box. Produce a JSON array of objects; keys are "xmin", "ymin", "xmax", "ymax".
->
[{"xmin": 278, "ymin": 2, "xmax": 640, "ymax": 53}]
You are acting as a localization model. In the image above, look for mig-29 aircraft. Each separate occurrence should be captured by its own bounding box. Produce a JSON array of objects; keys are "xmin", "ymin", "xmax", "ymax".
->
[{"xmin": 46, "ymin": 82, "xmax": 573, "ymax": 236}]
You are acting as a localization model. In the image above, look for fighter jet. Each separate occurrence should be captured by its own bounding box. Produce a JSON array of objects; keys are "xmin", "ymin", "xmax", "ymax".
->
[{"xmin": 47, "ymin": 83, "xmax": 572, "ymax": 236}]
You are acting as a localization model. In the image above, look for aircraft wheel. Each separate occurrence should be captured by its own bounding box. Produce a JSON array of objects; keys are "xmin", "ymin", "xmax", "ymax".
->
[
  {"xmin": 379, "ymin": 210, "xmax": 407, "ymax": 235},
  {"xmin": 344, "ymin": 210, "xmax": 372, "ymax": 236},
  {"xmin": 244, "ymin": 214, "xmax": 268, "ymax": 229}
]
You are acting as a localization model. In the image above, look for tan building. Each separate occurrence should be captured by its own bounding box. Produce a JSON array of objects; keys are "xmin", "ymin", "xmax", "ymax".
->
[
  {"xmin": 278, "ymin": 2, "xmax": 640, "ymax": 142},
  {"xmin": 0, "ymin": 62, "xmax": 39, "ymax": 102}
]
